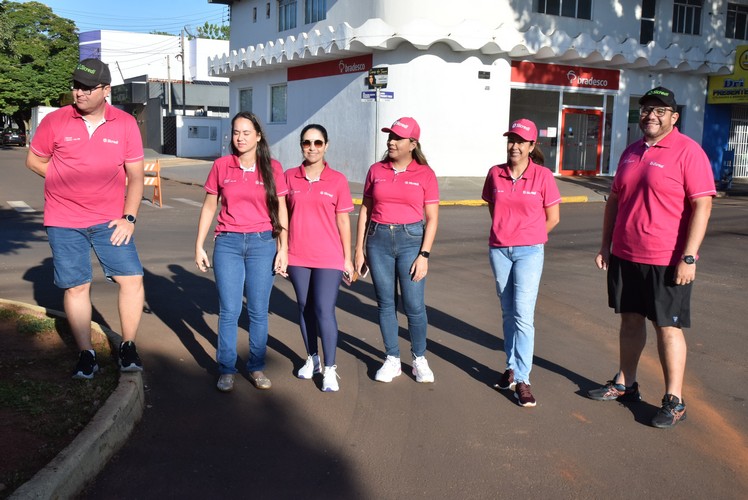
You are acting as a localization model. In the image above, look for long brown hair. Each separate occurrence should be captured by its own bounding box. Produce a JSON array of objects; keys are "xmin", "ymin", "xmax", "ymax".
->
[
  {"xmin": 231, "ymin": 112, "xmax": 283, "ymax": 237},
  {"xmin": 530, "ymin": 143, "xmax": 545, "ymax": 166}
]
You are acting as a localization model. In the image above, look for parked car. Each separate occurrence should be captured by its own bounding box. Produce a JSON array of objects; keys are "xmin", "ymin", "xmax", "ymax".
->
[{"xmin": 2, "ymin": 128, "xmax": 26, "ymax": 146}]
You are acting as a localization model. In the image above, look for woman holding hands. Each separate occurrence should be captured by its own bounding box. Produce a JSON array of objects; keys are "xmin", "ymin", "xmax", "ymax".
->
[
  {"xmin": 482, "ymin": 118, "xmax": 560, "ymax": 407},
  {"xmin": 195, "ymin": 112, "xmax": 289, "ymax": 393},
  {"xmin": 355, "ymin": 117, "xmax": 439, "ymax": 384},
  {"xmin": 285, "ymin": 124, "xmax": 354, "ymax": 392}
]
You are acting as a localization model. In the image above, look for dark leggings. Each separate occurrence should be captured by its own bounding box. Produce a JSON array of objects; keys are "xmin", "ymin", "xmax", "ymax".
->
[{"xmin": 287, "ymin": 266, "xmax": 343, "ymax": 366}]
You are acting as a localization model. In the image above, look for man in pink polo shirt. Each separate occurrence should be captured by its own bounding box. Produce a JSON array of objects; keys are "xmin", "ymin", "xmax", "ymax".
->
[
  {"xmin": 588, "ymin": 87, "xmax": 716, "ymax": 429},
  {"xmin": 26, "ymin": 58, "xmax": 146, "ymax": 379}
]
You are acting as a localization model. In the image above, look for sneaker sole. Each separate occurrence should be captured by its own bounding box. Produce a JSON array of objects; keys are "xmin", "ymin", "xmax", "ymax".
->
[
  {"xmin": 413, "ymin": 372, "xmax": 435, "ymax": 383},
  {"xmin": 514, "ymin": 394, "xmax": 537, "ymax": 407},
  {"xmin": 494, "ymin": 382, "xmax": 516, "ymax": 391},
  {"xmin": 375, "ymin": 371, "xmax": 402, "ymax": 383},
  {"xmin": 73, "ymin": 365, "xmax": 99, "ymax": 380},
  {"xmin": 120, "ymin": 364, "xmax": 143, "ymax": 372}
]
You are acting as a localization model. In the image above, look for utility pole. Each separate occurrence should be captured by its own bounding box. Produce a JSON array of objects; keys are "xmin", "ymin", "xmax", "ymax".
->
[
  {"xmin": 166, "ymin": 55, "xmax": 172, "ymax": 114},
  {"xmin": 180, "ymin": 29, "xmax": 186, "ymax": 116}
]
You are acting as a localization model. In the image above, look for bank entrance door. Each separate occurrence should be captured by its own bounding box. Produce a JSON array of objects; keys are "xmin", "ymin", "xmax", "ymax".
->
[{"xmin": 559, "ymin": 108, "xmax": 603, "ymax": 175}]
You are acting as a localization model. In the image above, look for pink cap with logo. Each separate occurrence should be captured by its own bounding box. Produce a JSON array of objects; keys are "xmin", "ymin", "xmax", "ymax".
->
[
  {"xmin": 382, "ymin": 117, "xmax": 421, "ymax": 141},
  {"xmin": 503, "ymin": 118, "xmax": 538, "ymax": 142}
]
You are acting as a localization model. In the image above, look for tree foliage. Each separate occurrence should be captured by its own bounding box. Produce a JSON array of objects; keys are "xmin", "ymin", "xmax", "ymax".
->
[
  {"xmin": 195, "ymin": 22, "xmax": 229, "ymax": 40},
  {"xmin": 0, "ymin": 1, "xmax": 79, "ymax": 130}
]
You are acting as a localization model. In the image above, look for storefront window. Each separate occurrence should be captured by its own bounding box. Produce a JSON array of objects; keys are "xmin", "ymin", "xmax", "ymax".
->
[{"xmin": 509, "ymin": 89, "xmax": 561, "ymax": 172}]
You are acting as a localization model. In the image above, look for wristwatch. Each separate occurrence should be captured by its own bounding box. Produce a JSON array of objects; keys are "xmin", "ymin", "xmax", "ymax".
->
[
  {"xmin": 682, "ymin": 255, "xmax": 695, "ymax": 264},
  {"xmin": 419, "ymin": 250, "xmax": 430, "ymax": 259},
  {"xmin": 123, "ymin": 214, "xmax": 137, "ymax": 224}
]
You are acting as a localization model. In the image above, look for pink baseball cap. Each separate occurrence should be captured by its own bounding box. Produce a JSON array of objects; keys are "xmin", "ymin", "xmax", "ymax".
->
[
  {"xmin": 382, "ymin": 117, "xmax": 421, "ymax": 141},
  {"xmin": 503, "ymin": 118, "xmax": 538, "ymax": 142}
]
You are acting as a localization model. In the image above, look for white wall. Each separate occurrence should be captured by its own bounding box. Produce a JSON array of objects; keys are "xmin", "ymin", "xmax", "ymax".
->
[
  {"xmin": 80, "ymin": 30, "xmax": 229, "ymax": 87},
  {"xmin": 176, "ymin": 115, "xmax": 231, "ymax": 158}
]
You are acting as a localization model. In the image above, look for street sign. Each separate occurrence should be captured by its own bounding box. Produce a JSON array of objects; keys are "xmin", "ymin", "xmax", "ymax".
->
[
  {"xmin": 367, "ymin": 67, "xmax": 388, "ymax": 88},
  {"xmin": 361, "ymin": 90, "xmax": 377, "ymax": 102},
  {"xmin": 379, "ymin": 91, "xmax": 394, "ymax": 100}
]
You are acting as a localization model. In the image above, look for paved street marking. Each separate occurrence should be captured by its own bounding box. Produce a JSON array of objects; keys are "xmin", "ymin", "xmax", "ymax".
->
[
  {"xmin": 141, "ymin": 199, "xmax": 172, "ymax": 209},
  {"xmin": 172, "ymin": 198, "xmax": 203, "ymax": 207},
  {"xmin": 7, "ymin": 201, "xmax": 35, "ymax": 213}
]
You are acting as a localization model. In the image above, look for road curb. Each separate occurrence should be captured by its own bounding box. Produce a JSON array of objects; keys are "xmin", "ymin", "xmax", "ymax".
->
[
  {"xmin": 350, "ymin": 196, "xmax": 594, "ymax": 207},
  {"xmin": 1, "ymin": 299, "xmax": 145, "ymax": 500}
]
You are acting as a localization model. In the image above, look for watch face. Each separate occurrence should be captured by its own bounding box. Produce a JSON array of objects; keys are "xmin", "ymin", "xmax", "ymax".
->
[
  {"xmin": 125, "ymin": 215, "xmax": 136, "ymax": 223},
  {"xmin": 683, "ymin": 255, "xmax": 695, "ymax": 264}
]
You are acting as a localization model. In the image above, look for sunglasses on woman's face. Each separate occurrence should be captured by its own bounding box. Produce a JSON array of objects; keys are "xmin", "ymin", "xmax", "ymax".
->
[{"xmin": 301, "ymin": 139, "xmax": 325, "ymax": 149}]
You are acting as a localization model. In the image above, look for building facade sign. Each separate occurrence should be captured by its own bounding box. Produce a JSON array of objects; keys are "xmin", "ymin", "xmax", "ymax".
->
[
  {"xmin": 707, "ymin": 45, "xmax": 748, "ymax": 104},
  {"xmin": 288, "ymin": 54, "xmax": 373, "ymax": 81},
  {"xmin": 511, "ymin": 61, "xmax": 620, "ymax": 91}
]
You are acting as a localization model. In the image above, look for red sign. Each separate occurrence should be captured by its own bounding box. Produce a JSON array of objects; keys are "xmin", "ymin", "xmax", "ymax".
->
[
  {"xmin": 288, "ymin": 54, "xmax": 373, "ymax": 81},
  {"xmin": 511, "ymin": 61, "xmax": 620, "ymax": 90}
]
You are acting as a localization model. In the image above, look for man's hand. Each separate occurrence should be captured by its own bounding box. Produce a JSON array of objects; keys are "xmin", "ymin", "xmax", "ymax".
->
[{"xmin": 109, "ymin": 218, "xmax": 135, "ymax": 246}]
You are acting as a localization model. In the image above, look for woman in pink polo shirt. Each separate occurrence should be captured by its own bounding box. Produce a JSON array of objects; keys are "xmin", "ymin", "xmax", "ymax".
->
[
  {"xmin": 482, "ymin": 118, "xmax": 561, "ymax": 407},
  {"xmin": 354, "ymin": 117, "xmax": 439, "ymax": 384},
  {"xmin": 195, "ymin": 112, "xmax": 289, "ymax": 393},
  {"xmin": 285, "ymin": 124, "xmax": 354, "ymax": 392}
]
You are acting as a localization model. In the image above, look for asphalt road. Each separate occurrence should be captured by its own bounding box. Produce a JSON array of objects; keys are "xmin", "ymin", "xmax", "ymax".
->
[{"xmin": 1, "ymin": 147, "xmax": 746, "ymax": 499}]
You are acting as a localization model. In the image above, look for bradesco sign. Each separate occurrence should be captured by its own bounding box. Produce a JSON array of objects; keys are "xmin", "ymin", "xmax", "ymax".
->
[
  {"xmin": 511, "ymin": 61, "xmax": 620, "ymax": 90},
  {"xmin": 707, "ymin": 45, "xmax": 748, "ymax": 104},
  {"xmin": 288, "ymin": 54, "xmax": 372, "ymax": 81}
]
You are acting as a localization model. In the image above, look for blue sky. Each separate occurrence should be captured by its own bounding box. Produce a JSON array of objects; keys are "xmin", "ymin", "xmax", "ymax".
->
[{"xmin": 22, "ymin": 0, "xmax": 229, "ymax": 35}]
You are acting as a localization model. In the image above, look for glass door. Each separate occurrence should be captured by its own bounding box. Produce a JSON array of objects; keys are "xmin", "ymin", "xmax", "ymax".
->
[{"xmin": 559, "ymin": 108, "xmax": 603, "ymax": 175}]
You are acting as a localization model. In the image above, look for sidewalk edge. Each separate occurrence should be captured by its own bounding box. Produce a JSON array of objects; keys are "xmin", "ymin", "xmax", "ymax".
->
[{"xmin": 2, "ymin": 299, "xmax": 145, "ymax": 500}]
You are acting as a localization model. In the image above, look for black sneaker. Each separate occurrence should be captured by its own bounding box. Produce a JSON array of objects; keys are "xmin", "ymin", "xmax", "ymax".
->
[
  {"xmin": 587, "ymin": 377, "xmax": 641, "ymax": 402},
  {"xmin": 73, "ymin": 350, "xmax": 99, "ymax": 380},
  {"xmin": 119, "ymin": 341, "xmax": 143, "ymax": 372},
  {"xmin": 514, "ymin": 382, "xmax": 537, "ymax": 407},
  {"xmin": 494, "ymin": 368, "xmax": 515, "ymax": 391},
  {"xmin": 651, "ymin": 394, "xmax": 687, "ymax": 429}
]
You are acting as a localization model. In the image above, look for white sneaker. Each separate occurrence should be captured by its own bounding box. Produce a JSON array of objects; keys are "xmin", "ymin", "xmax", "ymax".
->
[
  {"xmin": 375, "ymin": 355, "xmax": 402, "ymax": 383},
  {"xmin": 412, "ymin": 356, "xmax": 435, "ymax": 383},
  {"xmin": 322, "ymin": 365, "xmax": 340, "ymax": 392},
  {"xmin": 297, "ymin": 354, "xmax": 321, "ymax": 379}
]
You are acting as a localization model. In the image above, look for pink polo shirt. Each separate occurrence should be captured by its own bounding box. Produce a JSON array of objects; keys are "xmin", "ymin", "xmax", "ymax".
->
[
  {"xmin": 481, "ymin": 161, "xmax": 561, "ymax": 247},
  {"xmin": 30, "ymin": 104, "xmax": 144, "ymax": 228},
  {"xmin": 285, "ymin": 163, "xmax": 354, "ymax": 270},
  {"xmin": 204, "ymin": 156, "xmax": 288, "ymax": 235},
  {"xmin": 611, "ymin": 127, "xmax": 716, "ymax": 266},
  {"xmin": 363, "ymin": 160, "xmax": 439, "ymax": 224}
]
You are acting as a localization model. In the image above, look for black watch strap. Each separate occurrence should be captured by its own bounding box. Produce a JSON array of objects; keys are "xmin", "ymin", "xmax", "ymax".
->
[{"xmin": 419, "ymin": 250, "xmax": 430, "ymax": 258}]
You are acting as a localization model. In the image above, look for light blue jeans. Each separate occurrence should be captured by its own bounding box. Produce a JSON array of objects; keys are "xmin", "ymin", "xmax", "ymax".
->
[
  {"xmin": 366, "ymin": 221, "xmax": 428, "ymax": 358},
  {"xmin": 489, "ymin": 244, "xmax": 544, "ymax": 385},
  {"xmin": 213, "ymin": 231, "xmax": 276, "ymax": 374}
]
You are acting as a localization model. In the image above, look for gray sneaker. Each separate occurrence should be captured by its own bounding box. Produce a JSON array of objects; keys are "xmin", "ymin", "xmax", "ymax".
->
[{"xmin": 216, "ymin": 374, "xmax": 234, "ymax": 392}]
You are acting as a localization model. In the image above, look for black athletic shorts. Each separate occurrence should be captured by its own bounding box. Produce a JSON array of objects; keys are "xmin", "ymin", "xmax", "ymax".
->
[{"xmin": 607, "ymin": 254, "xmax": 691, "ymax": 328}]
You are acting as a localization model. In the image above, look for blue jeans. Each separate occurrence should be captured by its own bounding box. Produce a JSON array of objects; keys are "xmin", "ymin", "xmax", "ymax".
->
[
  {"xmin": 366, "ymin": 221, "xmax": 428, "ymax": 358},
  {"xmin": 489, "ymin": 244, "xmax": 544, "ymax": 385},
  {"xmin": 213, "ymin": 231, "xmax": 276, "ymax": 374},
  {"xmin": 47, "ymin": 223, "xmax": 143, "ymax": 288},
  {"xmin": 287, "ymin": 266, "xmax": 343, "ymax": 366}
]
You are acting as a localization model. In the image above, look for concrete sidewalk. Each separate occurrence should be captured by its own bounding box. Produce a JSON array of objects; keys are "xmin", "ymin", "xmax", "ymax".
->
[
  {"xmin": 153, "ymin": 155, "xmax": 748, "ymax": 201},
  {"xmin": 153, "ymin": 156, "xmax": 614, "ymax": 204}
]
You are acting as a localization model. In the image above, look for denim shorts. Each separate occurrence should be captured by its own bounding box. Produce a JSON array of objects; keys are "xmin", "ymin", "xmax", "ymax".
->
[{"xmin": 46, "ymin": 222, "xmax": 143, "ymax": 288}]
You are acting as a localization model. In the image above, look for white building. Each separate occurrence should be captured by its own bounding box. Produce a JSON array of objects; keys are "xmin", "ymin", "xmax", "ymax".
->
[
  {"xmin": 207, "ymin": 0, "xmax": 741, "ymax": 182},
  {"xmin": 79, "ymin": 30, "xmax": 232, "ymax": 156}
]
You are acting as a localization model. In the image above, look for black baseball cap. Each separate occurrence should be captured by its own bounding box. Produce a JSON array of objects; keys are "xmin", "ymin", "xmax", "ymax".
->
[
  {"xmin": 639, "ymin": 86, "xmax": 677, "ymax": 108},
  {"xmin": 73, "ymin": 58, "xmax": 111, "ymax": 87}
]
